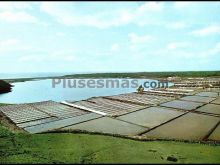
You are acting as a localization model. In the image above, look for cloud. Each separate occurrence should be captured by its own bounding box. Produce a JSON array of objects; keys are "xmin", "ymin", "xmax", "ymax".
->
[
  {"xmin": 40, "ymin": 2, "xmax": 164, "ymax": 28},
  {"xmin": 129, "ymin": 33, "xmax": 154, "ymax": 44},
  {"xmin": 40, "ymin": 2, "xmax": 116, "ymax": 28},
  {"xmin": 0, "ymin": 2, "xmax": 40, "ymax": 24},
  {"xmin": 174, "ymin": 2, "xmax": 192, "ymax": 9},
  {"xmin": 150, "ymin": 41, "xmax": 220, "ymax": 59},
  {"xmin": 0, "ymin": 39, "xmax": 19, "ymax": 49},
  {"xmin": 166, "ymin": 21, "xmax": 188, "ymax": 29},
  {"xmin": 191, "ymin": 25, "xmax": 220, "ymax": 36},
  {"xmin": 209, "ymin": 42, "xmax": 220, "ymax": 55},
  {"xmin": 0, "ymin": 11, "xmax": 38, "ymax": 23},
  {"xmin": 137, "ymin": 2, "xmax": 164, "ymax": 12},
  {"xmin": 128, "ymin": 33, "xmax": 155, "ymax": 52},
  {"xmin": 167, "ymin": 42, "xmax": 189, "ymax": 50},
  {"xmin": 18, "ymin": 55, "xmax": 45, "ymax": 62},
  {"xmin": 196, "ymin": 42, "xmax": 220, "ymax": 58},
  {"xmin": 18, "ymin": 49, "xmax": 77, "ymax": 63},
  {"xmin": 0, "ymin": 2, "xmax": 33, "ymax": 11},
  {"xmin": 0, "ymin": 39, "xmax": 33, "ymax": 55}
]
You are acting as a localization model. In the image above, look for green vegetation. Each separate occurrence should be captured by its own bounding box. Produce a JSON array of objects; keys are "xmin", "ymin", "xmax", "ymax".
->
[
  {"xmin": 0, "ymin": 103, "xmax": 10, "ymax": 106},
  {"xmin": 0, "ymin": 124, "xmax": 220, "ymax": 164},
  {"xmin": 63, "ymin": 71, "xmax": 220, "ymax": 79}
]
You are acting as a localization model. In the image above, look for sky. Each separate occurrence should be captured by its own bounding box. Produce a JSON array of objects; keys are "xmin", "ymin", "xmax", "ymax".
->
[{"xmin": 0, "ymin": 1, "xmax": 220, "ymax": 73}]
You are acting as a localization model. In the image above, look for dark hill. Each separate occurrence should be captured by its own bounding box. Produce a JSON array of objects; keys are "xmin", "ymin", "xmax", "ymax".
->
[{"xmin": 0, "ymin": 80, "xmax": 12, "ymax": 94}]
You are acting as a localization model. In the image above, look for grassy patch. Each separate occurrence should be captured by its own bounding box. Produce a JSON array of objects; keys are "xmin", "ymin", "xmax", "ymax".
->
[
  {"xmin": 0, "ymin": 103, "xmax": 10, "ymax": 106},
  {"xmin": 0, "ymin": 124, "xmax": 14, "ymax": 138},
  {"xmin": 0, "ymin": 124, "xmax": 220, "ymax": 164}
]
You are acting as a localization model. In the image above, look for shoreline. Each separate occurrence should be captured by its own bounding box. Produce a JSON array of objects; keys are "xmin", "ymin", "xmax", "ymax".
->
[
  {"xmin": 2, "ymin": 71, "xmax": 220, "ymax": 83},
  {"xmin": 0, "ymin": 80, "xmax": 13, "ymax": 94}
]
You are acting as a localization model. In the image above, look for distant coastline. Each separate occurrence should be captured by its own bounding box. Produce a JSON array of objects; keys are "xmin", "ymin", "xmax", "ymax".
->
[{"xmin": 2, "ymin": 71, "xmax": 220, "ymax": 83}]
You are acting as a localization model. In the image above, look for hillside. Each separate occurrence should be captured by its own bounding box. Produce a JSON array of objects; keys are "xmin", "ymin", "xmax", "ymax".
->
[
  {"xmin": 0, "ymin": 80, "xmax": 12, "ymax": 94},
  {"xmin": 0, "ymin": 123, "xmax": 220, "ymax": 164}
]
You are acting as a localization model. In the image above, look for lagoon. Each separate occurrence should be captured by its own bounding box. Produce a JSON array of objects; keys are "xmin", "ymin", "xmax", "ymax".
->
[{"xmin": 0, "ymin": 79, "xmax": 165, "ymax": 104}]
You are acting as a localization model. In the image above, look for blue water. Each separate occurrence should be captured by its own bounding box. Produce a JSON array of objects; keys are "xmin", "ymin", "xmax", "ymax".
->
[{"xmin": 0, "ymin": 79, "xmax": 164, "ymax": 104}]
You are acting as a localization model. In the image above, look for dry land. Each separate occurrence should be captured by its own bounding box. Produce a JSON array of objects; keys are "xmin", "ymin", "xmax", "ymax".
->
[{"xmin": 1, "ymin": 75, "xmax": 220, "ymax": 163}]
